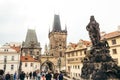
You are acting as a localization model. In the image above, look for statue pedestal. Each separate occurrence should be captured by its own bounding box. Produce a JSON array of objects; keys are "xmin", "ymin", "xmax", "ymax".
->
[{"xmin": 81, "ymin": 42, "xmax": 120, "ymax": 80}]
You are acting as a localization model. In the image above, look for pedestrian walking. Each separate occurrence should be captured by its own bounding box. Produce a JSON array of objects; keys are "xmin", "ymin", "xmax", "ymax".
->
[
  {"xmin": 41, "ymin": 74, "xmax": 45, "ymax": 80},
  {"xmin": 36, "ymin": 70, "xmax": 41, "ymax": 80},
  {"xmin": 53, "ymin": 70, "xmax": 59, "ymax": 80},
  {"xmin": 45, "ymin": 71, "xmax": 52, "ymax": 80},
  {"xmin": 13, "ymin": 72, "xmax": 17, "ymax": 80},
  {"xmin": 58, "ymin": 71, "xmax": 63, "ymax": 80},
  {"xmin": 26, "ymin": 72, "xmax": 29, "ymax": 79},
  {"xmin": 19, "ymin": 71, "xmax": 25, "ymax": 80},
  {"xmin": 5, "ymin": 72, "xmax": 11, "ymax": 80},
  {"xmin": 0, "ymin": 69, "xmax": 5, "ymax": 80},
  {"xmin": 33, "ymin": 71, "xmax": 37, "ymax": 79},
  {"xmin": 29, "ymin": 72, "xmax": 32, "ymax": 79}
]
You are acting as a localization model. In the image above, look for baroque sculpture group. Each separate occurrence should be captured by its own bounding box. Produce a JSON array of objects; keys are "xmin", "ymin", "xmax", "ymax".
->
[{"xmin": 81, "ymin": 16, "xmax": 120, "ymax": 80}]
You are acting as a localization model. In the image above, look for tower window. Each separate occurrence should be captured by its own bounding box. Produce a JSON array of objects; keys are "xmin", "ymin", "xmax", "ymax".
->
[
  {"xmin": 68, "ymin": 53, "xmax": 70, "ymax": 57},
  {"xmin": 25, "ymin": 58, "xmax": 28, "ymax": 60},
  {"xmin": 37, "ymin": 51, "xmax": 39, "ymax": 55},
  {"xmin": 30, "ymin": 51, "xmax": 33, "ymax": 55},
  {"xmin": 60, "ymin": 52, "xmax": 62, "ymax": 57}
]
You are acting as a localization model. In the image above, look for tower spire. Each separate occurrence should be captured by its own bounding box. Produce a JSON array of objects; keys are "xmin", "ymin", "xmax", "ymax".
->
[
  {"xmin": 52, "ymin": 14, "xmax": 61, "ymax": 32},
  {"xmin": 23, "ymin": 29, "xmax": 40, "ymax": 48}
]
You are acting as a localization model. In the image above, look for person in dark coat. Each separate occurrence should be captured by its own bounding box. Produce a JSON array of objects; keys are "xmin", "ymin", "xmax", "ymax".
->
[
  {"xmin": 5, "ymin": 72, "xmax": 11, "ymax": 80},
  {"xmin": 45, "ymin": 71, "xmax": 52, "ymax": 80},
  {"xmin": 53, "ymin": 70, "xmax": 59, "ymax": 80},
  {"xmin": 58, "ymin": 71, "xmax": 63, "ymax": 80},
  {"xmin": 33, "ymin": 71, "xmax": 37, "ymax": 79},
  {"xmin": 29, "ymin": 72, "xmax": 32, "ymax": 79},
  {"xmin": 19, "ymin": 71, "xmax": 25, "ymax": 80},
  {"xmin": 0, "ymin": 69, "xmax": 5, "ymax": 80}
]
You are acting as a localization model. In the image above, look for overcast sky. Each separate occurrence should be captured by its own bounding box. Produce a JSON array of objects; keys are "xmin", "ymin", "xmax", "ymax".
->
[{"xmin": 0, "ymin": 0, "xmax": 120, "ymax": 52}]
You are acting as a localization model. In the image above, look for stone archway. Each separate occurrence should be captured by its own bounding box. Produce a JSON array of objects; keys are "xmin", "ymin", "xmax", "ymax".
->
[{"xmin": 41, "ymin": 60, "xmax": 55, "ymax": 72}]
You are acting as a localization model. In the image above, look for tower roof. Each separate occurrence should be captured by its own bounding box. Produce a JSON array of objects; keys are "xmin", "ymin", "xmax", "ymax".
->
[
  {"xmin": 23, "ymin": 29, "xmax": 40, "ymax": 48},
  {"xmin": 52, "ymin": 14, "xmax": 61, "ymax": 32}
]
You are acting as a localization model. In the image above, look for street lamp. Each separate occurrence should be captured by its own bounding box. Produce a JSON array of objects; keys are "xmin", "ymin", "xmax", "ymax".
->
[
  {"xmin": 58, "ymin": 57, "xmax": 61, "ymax": 72},
  {"xmin": 18, "ymin": 60, "xmax": 22, "ymax": 79},
  {"xmin": 4, "ymin": 58, "xmax": 7, "ymax": 73}
]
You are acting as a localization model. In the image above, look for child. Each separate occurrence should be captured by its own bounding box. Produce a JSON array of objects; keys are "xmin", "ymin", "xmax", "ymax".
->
[{"xmin": 41, "ymin": 74, "xmax": 45, "ymax": 80}]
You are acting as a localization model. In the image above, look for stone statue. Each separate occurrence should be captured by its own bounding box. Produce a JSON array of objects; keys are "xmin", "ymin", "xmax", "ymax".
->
[
  {"xmin": 86, "ymin": 16, "xmax": 100, "ymax": 46},
  {"xmin": 81, "ymin": 16, "xmax": 120, "ymax": 80}
]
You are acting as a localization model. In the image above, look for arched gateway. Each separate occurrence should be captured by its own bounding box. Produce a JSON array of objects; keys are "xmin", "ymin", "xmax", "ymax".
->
[
  {"xmin": 40, "ymin": 56, "xmax": 59, "ymax": 72},
  {"xmin": 40, "ymin": 60, "xmax": 55, "ymax": 72}
]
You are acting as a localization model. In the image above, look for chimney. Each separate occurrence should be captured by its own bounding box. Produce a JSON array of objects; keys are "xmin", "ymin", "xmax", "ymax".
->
[
  {"xmin": 118, "ymin": 26, "xmax": 120, "ymax": 31},
  {"xmin": 100, "ymin": 31, "xmax": 106, "ymax": 36}
]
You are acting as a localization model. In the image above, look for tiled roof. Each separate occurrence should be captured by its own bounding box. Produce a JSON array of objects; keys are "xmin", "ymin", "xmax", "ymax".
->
[
  {"xmin": 20, "ymin": 55, "xmax": 39, "ymax": 62},
  {"xmin": 69, "ymin": 43, "xmax": 77, "ymax": 49},
  {"xmin": 10, "ymin": 46, "xmax": 21, "ymax": 53},
  {"xmin": 82, "ymin": 40, "xmax": 91, "ymax": 46},
  {"xmin": 101, "ymin": 31, "xmax": 120, "ymax": 39},
  {"xmin": 69, "ymin": 40, "xmax": 91, "ymax": 49}
]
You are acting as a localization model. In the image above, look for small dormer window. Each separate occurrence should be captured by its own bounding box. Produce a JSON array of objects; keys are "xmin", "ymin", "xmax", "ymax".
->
[{"xmin": 25, "ymin": 58, "xmax": 28, "ymax": 60}]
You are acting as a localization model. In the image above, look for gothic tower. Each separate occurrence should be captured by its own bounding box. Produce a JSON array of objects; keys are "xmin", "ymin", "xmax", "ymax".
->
[
  {"xmin": 22, "ymin": 29, "xmax": 42, "ymax": 59},
  {"xmin": 48, "ymin": 14, "xmax": 67, "ymax": 57}
]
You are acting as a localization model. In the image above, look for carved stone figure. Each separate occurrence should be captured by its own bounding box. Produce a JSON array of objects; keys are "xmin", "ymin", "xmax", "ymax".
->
[
  {"xmin": 86, "ymin": 16, "xmax": 100, "ymax": 46},
  {"xmin": 81, "ymin": 16, "xmax": 120, "ymax": 80}
]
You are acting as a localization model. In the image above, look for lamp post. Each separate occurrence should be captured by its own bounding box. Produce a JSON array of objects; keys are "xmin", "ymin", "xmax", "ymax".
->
[
  {"xmin": 58, "ymin": 57, "xmax": 61, "ymax": 72},
  {"xmin": 4, "ymin": 58, "xmax": 7, "ymax": 73},
  {"xmin": 18, "ymin": 60, "xmax": 22, "ymax": 79}
]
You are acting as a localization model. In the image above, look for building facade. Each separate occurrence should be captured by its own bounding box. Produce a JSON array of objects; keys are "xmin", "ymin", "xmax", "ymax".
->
[
  {"xmin": 0, "ymin": 44, "xmax": 20, "ymax": 74},
  {"xmin": 65, "ymin": 40, "xmax": 90, "ymax": 79},
  {"xmin": 101, "ymin": 30, "xmax": 120, "ymax": 66},
  {"xmin": 20, "ymin": 55, "xmax": 40, "ymax": 73}
]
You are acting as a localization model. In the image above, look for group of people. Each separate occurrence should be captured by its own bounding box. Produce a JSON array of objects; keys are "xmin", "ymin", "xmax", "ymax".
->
[
  {"xmin": 0, "ymin": 69, "xmax": 63, "ymax": 80},
  {"xmin": 0, "ymin": 69, "xmax": 17, "ymax": 80},
  {"xmin": 19, "ymin": 70, "xmax": 63, "ymax": 80}
]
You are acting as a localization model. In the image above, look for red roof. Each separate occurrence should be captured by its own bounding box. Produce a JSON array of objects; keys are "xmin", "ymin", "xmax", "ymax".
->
[
  {"xmin": 101, "ymin": 31, "xmax": 120, "ymax": 39},
  {"xmin": 10, "ymin": 46, "xmax": 21, "ymax": 53},
  {"xmin": 69, "ymin": 43, "xmax": 77, "ymax": 49},
  {"xmin": 82, "ymin": 40, "xmax": 91, "ymax": 46},
  {"xmin": 69, "ymin": 40, "xmax": 91, "ymax": 48},
  {"xmin": 20, "ymin": 55, "xmax": 39, "ymax": 62}
]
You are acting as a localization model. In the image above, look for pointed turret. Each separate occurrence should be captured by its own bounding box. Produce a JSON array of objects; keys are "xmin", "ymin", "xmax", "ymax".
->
[
  {"xmin": 23, "ymin": 29, "xmax": 40, "ymax": 48},
  {"xmin": 52, "ymin": 14, "xmax": 61, "ymax": 32},
  {"xmin": 44, "ymin": 44, "xmax": 49, "ymax": 55}
]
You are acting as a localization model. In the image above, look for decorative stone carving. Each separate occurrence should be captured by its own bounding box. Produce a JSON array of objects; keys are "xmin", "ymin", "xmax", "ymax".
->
[{"xmin": 81, "ymin": 16, "xmax": 120, "ymax": 80}]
